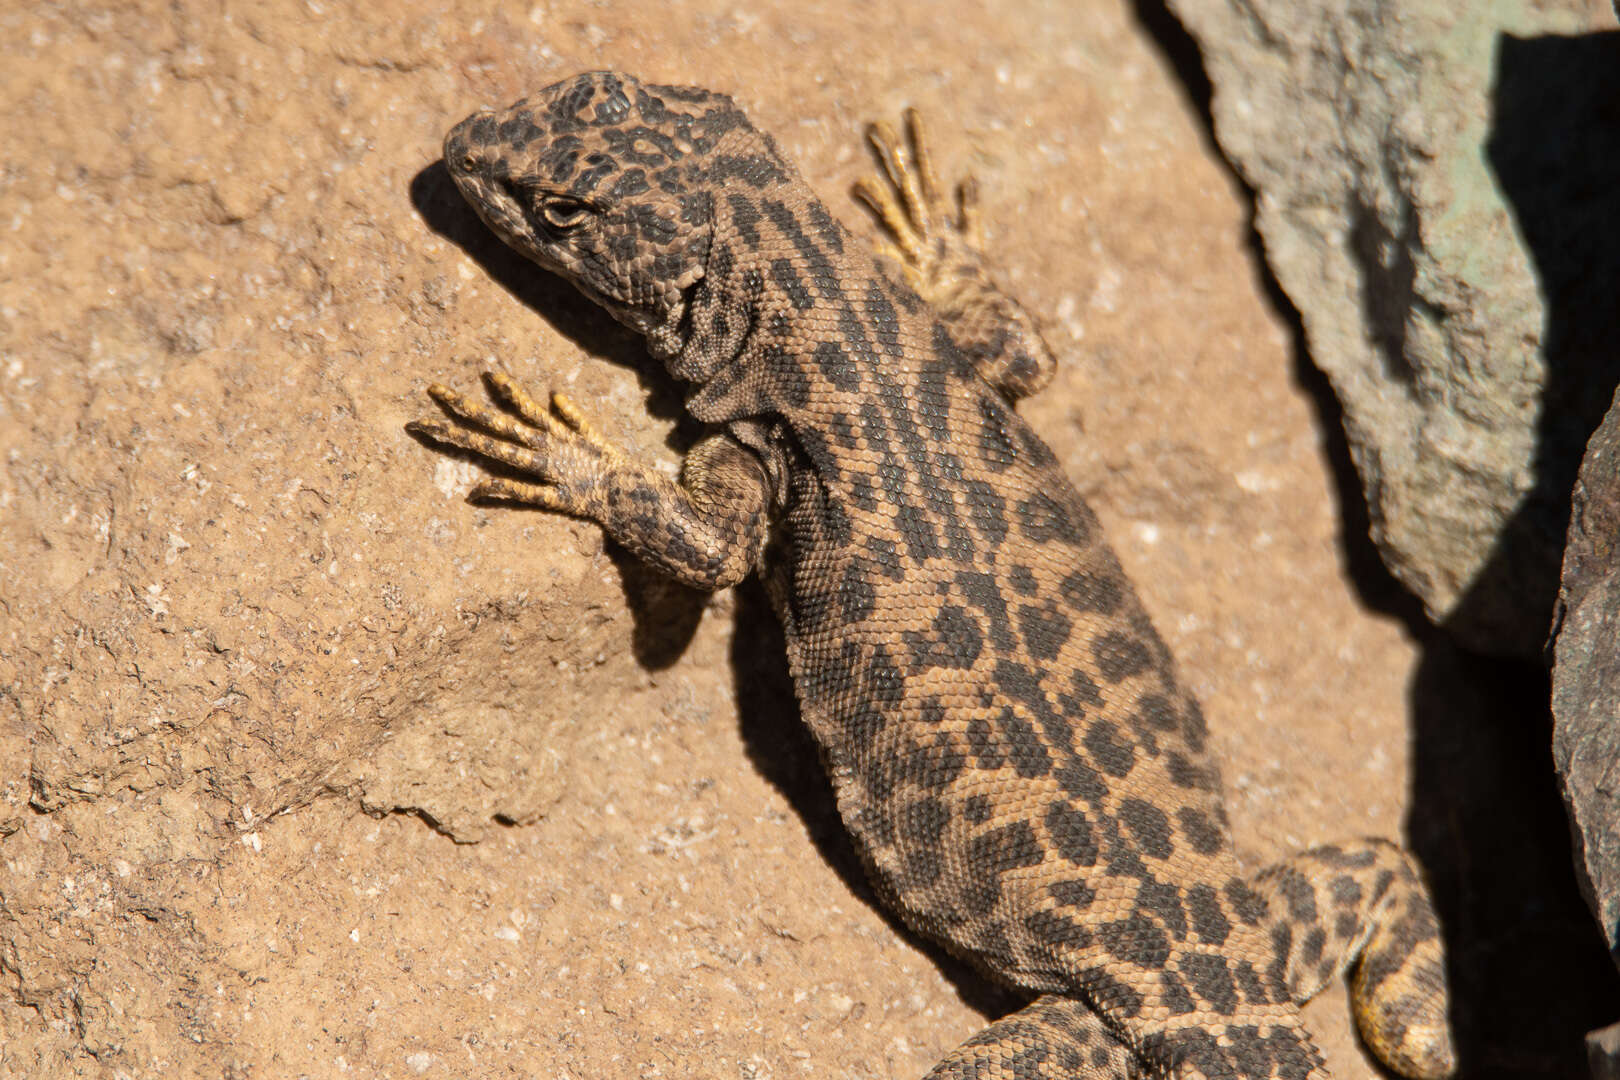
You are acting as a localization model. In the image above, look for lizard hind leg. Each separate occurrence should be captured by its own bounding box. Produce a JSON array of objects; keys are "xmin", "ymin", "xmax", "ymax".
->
[
  {"xmin": 853, "ymin": 108, "xmax": 1057, "ymax": 403},
  {"xmin": 1250, "ymin": 840, "xmax": 1456, "ymax": 1079},
  {"xmin": 921, "ymin": 995, "xmax": 1143, "ymax": 1080}
]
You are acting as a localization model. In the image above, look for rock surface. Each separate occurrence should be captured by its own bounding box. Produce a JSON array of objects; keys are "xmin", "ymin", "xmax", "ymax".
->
[
  {"xmin": 1166, "ymin": 0, "xmax": 1620, "ymax": 657},
  {"xmin": 1553, "ymin": 388, "xmax": 1620, "ymax": 975},
  {"xmin": 1593, "ymin": 1019, "xmax": 1620, "ymax": 1080},
  {"xmin": 0, "ymin": 2, "xmax": 1613, "ymax": 1077}
]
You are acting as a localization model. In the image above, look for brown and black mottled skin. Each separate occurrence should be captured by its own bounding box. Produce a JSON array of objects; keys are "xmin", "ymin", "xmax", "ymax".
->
[{"xmin": 411, "ymin": 72, "xmax": 1456, "ymax": 1080}]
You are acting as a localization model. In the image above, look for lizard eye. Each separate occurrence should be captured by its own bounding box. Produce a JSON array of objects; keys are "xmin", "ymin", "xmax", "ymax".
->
[{"xmin": 537, "ymin": 195, "xmax": 590, "ymax": 231}]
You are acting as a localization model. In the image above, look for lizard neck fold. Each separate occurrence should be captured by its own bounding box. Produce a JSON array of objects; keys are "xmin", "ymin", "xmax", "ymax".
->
[{"xmin": 667, "ymin": 189, "xmax": 778, "ymax": 425}]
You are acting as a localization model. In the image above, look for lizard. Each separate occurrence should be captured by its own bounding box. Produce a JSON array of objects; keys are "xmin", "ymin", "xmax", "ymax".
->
[{"xmin": 408, "ymin": 71, "xmax": 1457, "ymax": 1079}]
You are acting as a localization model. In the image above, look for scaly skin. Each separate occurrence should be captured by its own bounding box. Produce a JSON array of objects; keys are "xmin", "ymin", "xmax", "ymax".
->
[{"xmin": 410, "ymin": 72, "xmax": 1456, "ymax": 1079}]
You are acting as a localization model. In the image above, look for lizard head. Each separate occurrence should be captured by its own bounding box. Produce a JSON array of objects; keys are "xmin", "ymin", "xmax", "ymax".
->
[{"xmin": 445, "ymin": 71, "xmax": 766, "ymax": 361}]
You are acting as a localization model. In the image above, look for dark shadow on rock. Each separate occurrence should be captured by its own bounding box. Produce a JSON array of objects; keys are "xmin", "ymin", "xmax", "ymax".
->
[
  {"xmin": 1446, "ymin": 30, "xmax": 1620, "ymax": 658},
  {"xmin": 1550, "ymin": 389, "xmax": 1620, "ymax": 984},
  {"xmin": 409, "ymin": 160, "xmax": 710, "ymax": 665},
  {"xmin": 1127, "ymin": 0, "xmax": 1218, "ymax": 157},
  {"xmin": 729, "ymin": 581, "xmax": 1023, "ymax": 1023},
  {"xmin": 1400, "ymin": 38, "xmax": 1620, "ymax": 1072},
  {"xmin": 1407, "ymin": 645, "xmax": 1620, "ymax": 1078},
  {"xmin": 1130, "ymin": 4, "xmax": 1620, "ymax": 1075},
  {"xmin": 603, "ymin": 544, "xmax": 710, "ymax": 670}
]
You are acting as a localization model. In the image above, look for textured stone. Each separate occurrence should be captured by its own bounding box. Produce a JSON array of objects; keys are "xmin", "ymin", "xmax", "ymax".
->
[
  {"xmin": 1591, "ymin": 1019, "xmax": 1620, "ymax": 1080},
  {"xmin": 1553, "ymin": 388, "xmax": 1620, "ymax": 977},
  {"xmin": 1166, "ymin": 0, "xmax": 1620, "ymax": 656}
]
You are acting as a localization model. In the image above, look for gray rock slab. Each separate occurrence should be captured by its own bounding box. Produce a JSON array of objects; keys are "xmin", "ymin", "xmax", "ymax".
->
[{"xmin": 1166, "ymin": 0, "xmax": 1620, "ymax": 656}]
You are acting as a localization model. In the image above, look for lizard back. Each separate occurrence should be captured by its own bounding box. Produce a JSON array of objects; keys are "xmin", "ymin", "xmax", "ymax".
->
[{"xmin": 671, "ymin": 112, "xmax": 1321, "ymax": 1073}]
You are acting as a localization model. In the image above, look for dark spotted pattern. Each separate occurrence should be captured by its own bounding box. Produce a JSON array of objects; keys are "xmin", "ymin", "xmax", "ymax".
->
[{"xmin": 416, "ymin": 72, "xmax": 1457, "ymax": 1080}]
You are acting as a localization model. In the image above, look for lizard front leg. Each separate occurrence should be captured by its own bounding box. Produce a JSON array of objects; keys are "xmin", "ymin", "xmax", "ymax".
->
[
  {"xmin": 408, "ymin": 371, "xmax": 770, "ymax": 591},
  {"xmin": 855, "ymin": 108, "xmax": 1056, "ymax": 403}
]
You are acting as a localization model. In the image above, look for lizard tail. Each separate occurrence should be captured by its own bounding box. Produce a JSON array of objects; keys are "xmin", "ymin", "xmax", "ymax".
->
[{"xmin": 919, "ymin": 994, "xmax": 1137, "ymax": 1079}]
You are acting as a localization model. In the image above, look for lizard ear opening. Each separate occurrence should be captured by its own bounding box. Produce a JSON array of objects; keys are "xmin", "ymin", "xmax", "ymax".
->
[{"xmin": 536, "ymin": 194, "xmax": 592, "ymax": 231}]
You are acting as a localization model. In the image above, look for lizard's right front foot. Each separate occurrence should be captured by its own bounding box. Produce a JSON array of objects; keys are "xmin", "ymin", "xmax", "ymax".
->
[
  {"xmin": 855, "ymin": 109, "xmax": 1056, "ymax": 403},
  {"xmin": 855, "ymin": 107, "xmax": 986, "ymax": 306},
  {"xmin": 407, "ymin": 370, "xmax": 619, "ymax": 518}
]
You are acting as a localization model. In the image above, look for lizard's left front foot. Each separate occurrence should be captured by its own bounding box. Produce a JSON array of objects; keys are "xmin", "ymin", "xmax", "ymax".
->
[
  {"xmin": 855, "ymin": 109, "xmax": 1055, "ymax": 403},
  {"xmin": 408, "ymin": 371, "xmax": 771, "ymax": 591},
  {"xmin": 407, "ymin": 371, "xmax": 618, "ymax": 518}
]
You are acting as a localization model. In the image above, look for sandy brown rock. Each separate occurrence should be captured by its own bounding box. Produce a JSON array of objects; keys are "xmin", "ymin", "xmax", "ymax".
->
[{"xmin": 1, "ymin": 2, "xmax": 1612, "ymax": 1078}]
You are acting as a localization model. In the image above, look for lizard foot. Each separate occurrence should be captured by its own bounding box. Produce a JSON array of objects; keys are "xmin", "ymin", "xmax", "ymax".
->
[
  {"xmin": 409, "ymin": 371, "xmax": 770, "ymax": 590},
  {"xmin": 1252, "ymin": 840, "xmax": 1457, "ymax": 1079},
  {"xmin": 855, "ymin": 107, "xmax": 983, "ymax": 302},
  {"xmin": 407, "ymin": 371, "xmax": 618, "ymax": 517},
  {"xmin": 854, "ymin": 108, "xmax": 1056, "ymax": 402}
]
